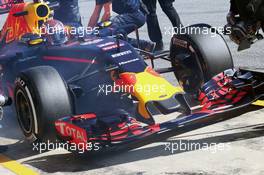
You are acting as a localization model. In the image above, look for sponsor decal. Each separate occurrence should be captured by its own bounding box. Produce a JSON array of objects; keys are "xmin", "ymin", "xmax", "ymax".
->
[
  {"xmin": 111, "ymin": 50, "xmax": 132, "ymax": 58},
  {"xmin": 0, "ymin": 3, "xmax": 32, "ymax": 43},
  {"xmin": 73, "ymin": 113, "xmax": 96, "ymax": 120},
  {"xmin": 18, "ymin": 56, "xmax": 38, "ymax": 62},
  {"xmin": 173, "ymin": 38, "xmax": 188, "ymax": 49},
  {"xmin": 97, "ymin": 42, "xmax": 115, "ymax": 48},
  {"xmin": 15, "ymin": 77, "xmax": 26, "ymax": 87},
  {"xmin": 102, "ymin": 43, "xmax": 125, "ymax": 51},
  {"xmin": 119, "ymin": 58, "xmax": 140, "ymax": 66},
  {"xmin": 80, "ymin": 39, "xmax": 104, "ymax": 45},
  {"xmin": 55, "ymin": 121, "xmax": 88, "ymax": 143}
]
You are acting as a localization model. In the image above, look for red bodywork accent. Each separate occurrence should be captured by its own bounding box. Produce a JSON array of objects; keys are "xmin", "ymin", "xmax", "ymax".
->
[
  {"xmin": 199, "ymin": 72, "xmax": 251, "ymax": 111},
  {"xmin": 0, "ymin": 2, "xmax": 31, "ymax": 43},
  {"xmin": 100, "ymin": 118, "xmax": 161, "ymax": 142},
  {"xmin": 43, "ymin": 56, "xmax": 97, "ymax": 64},
  {"xmin": 72, "ymin": 113, "xmax": 96, "ymax": 120},
  {"xmin": 113, "ymin": 66, "xmax": 160, "ymax": 93},
  {"xmin": 55, "ymin": 121, "xmax": 88, "ymax": 146},
  {"xmin": 64, "ymin": 113, "xmax": 160, "ymax": 143},
  {"xmin": 117, "ymin": 73, "xmax": 137, "ymax": 85},
  {"xmin": 149, "ymin": 124, "xmax": 161, "ymax": 132},
  {"xmin": 146, "ymin": 66, "xmax": 160, "ymax": 77},
  {"xmin": 114, "ymin": 73, "xmax": 137, "ymax": 93},
  {"xmin": 7, "ymin": 82, "xmax": 14, "ymax": 99}
]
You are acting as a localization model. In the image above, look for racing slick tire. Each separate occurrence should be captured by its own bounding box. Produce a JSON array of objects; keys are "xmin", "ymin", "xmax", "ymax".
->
[
  {"xmin": 170, "ymin": 23, "xmax": 234, "ymax": 94},
  {"xmin": 14, "ymin": 66, "xmax": 72, "ymax": 143}
]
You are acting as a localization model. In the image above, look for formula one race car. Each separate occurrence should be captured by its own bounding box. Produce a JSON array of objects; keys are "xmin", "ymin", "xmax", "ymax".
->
[{"xmin": 0, "ymin": 0, "xmax": 263, "ymax": 153}]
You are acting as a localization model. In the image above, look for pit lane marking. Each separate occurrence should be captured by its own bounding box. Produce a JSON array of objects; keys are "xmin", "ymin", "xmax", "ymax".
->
[
  {"xmin": 252, "ymin": 100, "xmax": 264, "ymax": 107},
  {"xmin": 0, "ymin": 154, "xmax": 38, "ymax": 175}
]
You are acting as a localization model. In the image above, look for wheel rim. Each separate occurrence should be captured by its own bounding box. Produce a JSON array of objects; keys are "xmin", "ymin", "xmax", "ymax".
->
[{"xmin": 16, "ymin": 90, "xmax": 34, "ymax": 134}]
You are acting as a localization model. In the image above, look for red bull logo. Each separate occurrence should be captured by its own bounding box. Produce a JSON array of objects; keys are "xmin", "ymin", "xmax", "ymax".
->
[{"xmin": 0, "ymin": 2, "xmax": 31, "ymax": 43}]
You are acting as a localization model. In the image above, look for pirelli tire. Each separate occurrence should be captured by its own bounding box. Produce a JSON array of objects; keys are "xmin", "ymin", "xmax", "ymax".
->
[
  {"xmin": 170, "ymin": 24, "xmax": 234, "ymax": 94},
  {"xmin": 14, "ymin": 66, "xmax": 72, "ymax": 143}
]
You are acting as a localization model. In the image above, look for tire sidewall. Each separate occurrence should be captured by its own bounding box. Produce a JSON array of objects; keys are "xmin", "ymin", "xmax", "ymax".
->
[
  {"xmin": 14, "ymin": 66, "xmax": 72, "ymax": 143},
  {"xmin": 15, "ymin": 75, "xmax": 39, "ymax": 143}
]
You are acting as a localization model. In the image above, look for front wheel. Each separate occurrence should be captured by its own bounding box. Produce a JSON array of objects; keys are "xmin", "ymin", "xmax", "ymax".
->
[
  {"xmin": 170, "ymin": 24, "xmax": 234, "ymax": 94},
  {"xmin": 14, "ymin": 66, "xmax": 72, "ymax": 143}
]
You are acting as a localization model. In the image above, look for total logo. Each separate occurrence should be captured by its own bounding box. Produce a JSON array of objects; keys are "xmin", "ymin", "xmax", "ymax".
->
[{"xmin": 55, "ymin": 121, "xmax": 87, "ymax": 143}]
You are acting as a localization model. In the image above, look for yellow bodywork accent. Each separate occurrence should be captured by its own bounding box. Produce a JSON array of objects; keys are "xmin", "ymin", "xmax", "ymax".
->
[
  {"xmin": 132, "ymin": 69, "xmax": 183, "ymax": 119},
  {"xmin": 28, "ymin": 38, "xmax": 44, "ymax": 45},
  {"xmin": 24, "ymin": 2, "xmax": 51, "ymax": 34}
]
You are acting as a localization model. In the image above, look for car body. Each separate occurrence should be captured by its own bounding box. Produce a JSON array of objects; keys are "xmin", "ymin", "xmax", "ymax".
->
[{"xmin": 0, "ymin": 0, "xmax": 263, "ymax": 153}]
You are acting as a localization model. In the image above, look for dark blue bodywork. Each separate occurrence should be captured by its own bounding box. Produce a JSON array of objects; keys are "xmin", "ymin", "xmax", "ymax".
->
[{"xmin": 0, "ymin": 36, "xmax": 147, "ymax": 115}]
